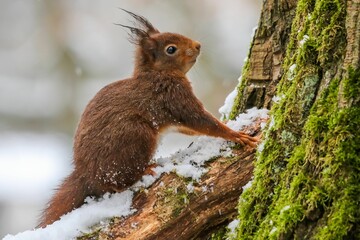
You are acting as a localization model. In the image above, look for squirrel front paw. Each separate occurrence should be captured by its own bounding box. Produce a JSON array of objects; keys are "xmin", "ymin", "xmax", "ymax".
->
[{"xmin": 234, "ymin": 131, "xmax": 259, "ymax": 147}]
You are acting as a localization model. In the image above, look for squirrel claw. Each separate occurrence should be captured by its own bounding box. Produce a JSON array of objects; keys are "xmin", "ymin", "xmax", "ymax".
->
[{"xmin": 235, "ymin": 132, "xmax": 260, "ymax": 148}]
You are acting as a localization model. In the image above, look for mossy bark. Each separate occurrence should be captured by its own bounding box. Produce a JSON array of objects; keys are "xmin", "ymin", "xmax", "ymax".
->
[{"xmin": 233, "ymin": 0, "xmax": 360, "ymax": 239}]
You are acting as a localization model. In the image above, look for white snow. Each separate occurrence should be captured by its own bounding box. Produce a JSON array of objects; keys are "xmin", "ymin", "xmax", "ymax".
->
[
  {"xmin": 272, "ymin": 94, "xmax": 284, "ymax": 104},
  {"xmin": 251, "ymin": 26, "xmax": 258, "ymax": 38},
  {"xmin": 226, "ymin": 219, "xmax": 239, "ymax": 239},
  {"xmin": 4, "ymin": 108, "xmax": 268, "ymax": 240},
  {"xmin": 289, "ymin": 64, "xmax": 297, "ymax": 73},
  {"xmin": 219, "ymin": 79, "xmax": 240, "ymax": 119},
  {"xmin": 268, "ymin": 116, "xmax": 275, "ymax": 130},
  {"xmin": 280, "ymin": 205, "xmax": 291, "ymax": 214},
  {"xmin": 227, "ymin": 219, "xmax": 239, "ymax": 233},
  {"xmin": 186, "ymin": 182, "xmax": 194, "ymax": 193},
  {"xmin": 257, "ymin": 141, "xmax": 265, "ymax": 153},
  {"xmin": 299, "ymin": 35, "xmax": 309, "ymax": 46},
  {"xmin": 202, "ymin": 185, "xmax": 209, "ymax": 193},
  {"xmin": 3, "ymin": 191, "xmax": 134, "ymax": 240},
  {"xmin": 288, "ymin": 64, "xmax": 297, "ymax": 81},
  {"xmin": 270, "ymin": 227, "xmax": 278, "ymax": 235},
  {"xmin": 242, "ymin": 180, "xmax": 253, "ymax": 191}
]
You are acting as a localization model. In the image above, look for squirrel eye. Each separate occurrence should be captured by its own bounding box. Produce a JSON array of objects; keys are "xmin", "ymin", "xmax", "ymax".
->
[{"xmin": 165, "ymin": 45, "xmax": 177, "ymax": 55}]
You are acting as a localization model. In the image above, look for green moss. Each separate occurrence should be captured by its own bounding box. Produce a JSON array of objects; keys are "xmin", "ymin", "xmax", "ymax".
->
[
  {"xmin": 312, "ymin": 0, "xmax": 346, "ymax": 68},
  {"xmin": 235, "ymin": 0, "xmax": 360, "ymax": 239},
  {"xmin": 163, "ymin": 184, "xmax": 189, "ymax": 218},
  {"xmin": 210, "ymin": 227, "xmax": 227, "ymax": 240},
  {"xmin": 77, "ymin": 229, "xmax": 100, "ymax": 240},
  {"xmin": 152, "ymin": 175, "xmax": 193, "ymax": 222}
]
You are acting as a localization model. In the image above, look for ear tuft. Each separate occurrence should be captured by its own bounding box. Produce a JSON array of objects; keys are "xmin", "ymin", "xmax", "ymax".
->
[{"xmin": 116, "ymin": 9, "xmax": 159, "ymax": 45}]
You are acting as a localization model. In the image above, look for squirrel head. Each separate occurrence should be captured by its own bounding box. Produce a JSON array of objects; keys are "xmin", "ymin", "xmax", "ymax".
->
[{"xmin": 117, "ymin": 9, "xmax": 201, "ymax": 75}]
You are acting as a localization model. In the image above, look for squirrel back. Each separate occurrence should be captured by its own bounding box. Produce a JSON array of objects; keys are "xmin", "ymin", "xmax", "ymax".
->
[{"xmin": 38, "ymin": 9, "xmax": 257, "ymax": 228}]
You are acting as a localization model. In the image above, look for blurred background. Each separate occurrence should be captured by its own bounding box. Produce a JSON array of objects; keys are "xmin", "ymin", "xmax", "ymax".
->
[{"xmin": 0, "ymin": 0, "xmax": 261, "ymax": 237}]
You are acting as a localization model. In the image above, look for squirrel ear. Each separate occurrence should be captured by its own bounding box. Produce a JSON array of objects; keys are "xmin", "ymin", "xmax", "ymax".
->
[
  {"xmin": 116, "ymin": 9, "xmax": 160, "ymax": 45},
  {"xmin": 116, "ymin": 23, "xmax": 149, "ymax": 45},
  {"xmin": 120, "ymin": 9, "xmax": 159, "ymax": 35},
  {"xmin": 141, "ymin": 37, "xmax": 158, "ymax": 60}
]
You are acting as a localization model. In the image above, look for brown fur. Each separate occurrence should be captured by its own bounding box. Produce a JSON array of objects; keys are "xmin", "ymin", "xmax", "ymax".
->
[{"xmin": 38, "ymin": 10, "xmax": 257, "ymax": 227}]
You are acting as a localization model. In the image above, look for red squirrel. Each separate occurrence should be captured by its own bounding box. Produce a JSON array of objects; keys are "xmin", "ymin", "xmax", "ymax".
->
[{"xmin": 38, "ymin": 10, "xmax": 257, "ymax": 227}]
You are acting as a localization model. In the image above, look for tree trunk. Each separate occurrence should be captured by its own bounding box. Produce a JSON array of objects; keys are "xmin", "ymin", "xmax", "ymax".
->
[{"xmin": 235, "ymin": 0, "xmax": 360, "ymax": 239}]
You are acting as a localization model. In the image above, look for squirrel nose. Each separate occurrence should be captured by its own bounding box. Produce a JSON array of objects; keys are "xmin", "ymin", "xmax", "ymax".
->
[{"xmin": 194, "ymin": 41, "xmax": 201, "ymax": 51}]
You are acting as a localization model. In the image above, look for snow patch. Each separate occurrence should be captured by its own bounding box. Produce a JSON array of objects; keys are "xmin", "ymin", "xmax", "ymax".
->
[
  {"xmin": 3, "ymin": 191, "xmax": 134, "ymax": 240},
  {"xmin": 280, "ymin": 205, "xmax": 291, "ymax": 214},
  {"xmin": 299, "ymin": 35, "xmax": 309, "ymax": 46},
  {"xmin": 289, "ymin": 63, "xmax": 296, "ymax": 73},
  {"xmin": 226, "ymin": 107, "xmax": 268, "ymax": 131},
  {"xmin": 257, "ymin": 141, "xmax": 265, "ymax": 153},
  {"xmin": 186, "ymin": 182, "xmax": 194, "ymax": 193},
  {"xmin": 268, "ymin": 116, "xmax": 275, "ymax": 130},
  {"xmin": 272, "ymin": 94, "xmax": 284, "ymax": 104},
  {"xmin": 288, "ymin": 64, "xmax": 297, "ymax": 81},
  {"xmin": 270, "ymin": 227, "xmax": 278, "ymax": 235},
  {"xmin": 242, "ymin": 180, "xmax": 253, "ymax": 191},
  {"xmin": 219, "ymin": 78, "xmax": 240, "ymax": 119},
  {"xmin": 251, "ymin": 26, "xmax": 258, "ymax": 38},
  {"xmin": 226, "ymin": 219, "xmax": 239, "ymax": 239},
  {"xmin": 289, "ymin": 64, "xmax": 297, "ymax": 73}
]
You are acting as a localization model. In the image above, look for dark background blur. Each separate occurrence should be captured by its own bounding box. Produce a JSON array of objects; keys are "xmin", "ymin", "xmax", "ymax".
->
[{"xmin": 0, "ymin": 0, "xmax": 261, "ymax": 237}]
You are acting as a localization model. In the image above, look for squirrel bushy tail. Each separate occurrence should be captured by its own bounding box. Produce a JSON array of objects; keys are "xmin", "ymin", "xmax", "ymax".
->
[{"xmin": 38, "ymin": 172, "xmax": 88, "ymax": 227}]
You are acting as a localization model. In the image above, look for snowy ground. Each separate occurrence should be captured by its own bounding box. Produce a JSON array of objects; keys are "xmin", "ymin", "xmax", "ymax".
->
[{"xmin": 3, "ymin": 107, "xmax": 268, "ymax": 240}]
